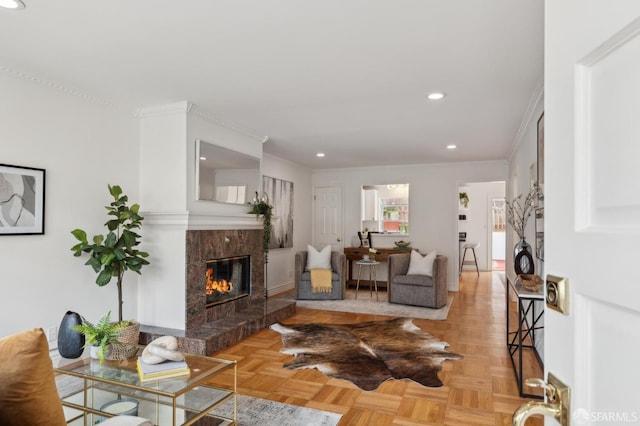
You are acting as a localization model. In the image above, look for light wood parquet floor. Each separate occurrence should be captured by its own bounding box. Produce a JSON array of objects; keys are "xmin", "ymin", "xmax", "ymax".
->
[{"xmin": 207, "ymin": 271, "xmax": 544, "ymax": 425}]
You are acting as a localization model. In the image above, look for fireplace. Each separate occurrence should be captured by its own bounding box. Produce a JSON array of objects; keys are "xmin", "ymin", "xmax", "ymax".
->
[
  {"xmin": 205, "ymin": 255, "xmax": 250, "ymax": 307},
  {"xmin": 139, "ymin": 228, "xmax": 296, "ymax": 356},
  {"xmin": 185, "ymin": 229, "xmax": 267, "ymax": 328}
]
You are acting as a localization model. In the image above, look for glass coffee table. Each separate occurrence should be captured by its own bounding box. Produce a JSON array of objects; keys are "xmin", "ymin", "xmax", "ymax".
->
[{"xmin": 54, "ymin": 348, "xmax": 236, "ymax": 425}]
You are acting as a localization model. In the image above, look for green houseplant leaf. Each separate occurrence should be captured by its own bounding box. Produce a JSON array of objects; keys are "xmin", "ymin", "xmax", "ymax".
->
[
  {"xmin": 248, "ymin": 191, "xmax": 273, "ymax": 254},
  {"xmin": 71, "ymin": 185, "xmax": 150, "ymax": 322},
  {"xmin": 71, "ymin": 311, "xmax": 130, "ymax": 364}
]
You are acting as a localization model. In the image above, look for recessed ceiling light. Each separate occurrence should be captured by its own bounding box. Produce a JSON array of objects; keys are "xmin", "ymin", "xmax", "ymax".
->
[
  {"xmin": 427, "ymin": 92, "xmax": 446, "ymax": 101},
  {"xmin": 316, "ymin": 152, "xmax": 325, "ymax": 158},
  {"xmin": 200, "ymin": 156, "xmax": 207, "ymax": 160},
  {"xmin": 446, "ymin": 144, "xmax": 457, "ymax": 150},
  {"xmin": 0, "ymin": 0, "xmax": 25, "ymax": 9}
]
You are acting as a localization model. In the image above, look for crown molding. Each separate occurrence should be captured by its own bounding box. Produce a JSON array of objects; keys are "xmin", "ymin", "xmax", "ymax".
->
[
  {"xmin": 135, "ymin": 101, "xmax": 266, "ymax": 142},
  {"xmin": 135, "ymin": 101, "xmax": 192, "ymax": 118},
  {"xmin": 0, "ymin": 65, "xmax": 125, "ymax": 112},
  {"xmin": 508, "ymin": 78, "xmax": 544, "ymax": 162},
  {"xmin": 188, "ymin": 104, "xmax": 264, "ymax": 142}
]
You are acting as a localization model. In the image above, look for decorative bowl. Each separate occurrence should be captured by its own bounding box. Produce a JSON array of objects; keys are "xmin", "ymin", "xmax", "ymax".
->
[
  {"xmin": 394, "ymin": 240, "xmax": 410, "ymax": 249},
  {"xmin": 517, "ymin": 274, "xmax": 543, "ymax": 292}
]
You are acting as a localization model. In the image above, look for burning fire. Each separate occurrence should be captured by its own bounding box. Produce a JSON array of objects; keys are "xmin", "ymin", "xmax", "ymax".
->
[{"xmin": 205, "ymin": 267, "xmax": 234, "ymax": 295}]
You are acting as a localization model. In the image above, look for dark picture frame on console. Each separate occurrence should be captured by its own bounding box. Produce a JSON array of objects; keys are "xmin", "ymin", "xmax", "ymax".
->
[
  {"xmin": 0, "ymin": 163, "xmax": 46, "ymax": 235},
  {"xmin": 357, "ymin": 231, "xmax": 372, "ymax": 248}
]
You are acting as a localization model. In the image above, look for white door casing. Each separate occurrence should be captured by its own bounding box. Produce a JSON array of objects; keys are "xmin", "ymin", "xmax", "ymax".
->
[
  {"xmin": 488, "ymin": 192, "xmax": 506, "ymax": 270},
  {"xmin": 545, "ymin": 2, "xmax": 640, "ymax": 423},
  {"xmin": 313, "ymin": 186, "xmax": 344, "ymax": 251}
]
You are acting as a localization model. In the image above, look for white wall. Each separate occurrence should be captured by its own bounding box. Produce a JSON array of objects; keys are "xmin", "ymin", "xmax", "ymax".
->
[
  {"xmin": 312, "ymin": 161, "xmax": 508, "ymax": 291},
  {"xmin": 507, "ymin": 91, "xmax": 544, "ymax": 283},
  {"xmin": 0, "ymin": 72, "xmax": 139, "ymax": 341}
]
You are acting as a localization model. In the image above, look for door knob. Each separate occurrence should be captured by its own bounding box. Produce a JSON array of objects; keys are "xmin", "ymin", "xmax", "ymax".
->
[
  {"xmin": 337, "ymin": 237, "xmax": 342, "ymax": 242},
  {"xmin": 524, "ymin": 378, "xmax": 558, "ymax": 400},
  {"xmin": 512, "ymin": 373, "xmax": 570, "ymax": 426}
]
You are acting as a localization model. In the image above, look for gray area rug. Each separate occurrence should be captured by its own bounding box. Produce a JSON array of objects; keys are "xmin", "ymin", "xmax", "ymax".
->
[
  {"xmin": 57, "ymin": 376, "xmax": 341, "ymax": 426},
  {"xmin": 288, "ymin": 289, "xmax": 453, "ymax": 320},
  {"xmin": 211, "ymin": 394, "xmax": 342, "ymax": 426}
]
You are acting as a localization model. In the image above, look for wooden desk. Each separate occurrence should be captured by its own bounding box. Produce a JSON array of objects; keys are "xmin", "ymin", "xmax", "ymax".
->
[{"xmin": 343, "ymin": 247, "xmax": 412, "ymax": 289}]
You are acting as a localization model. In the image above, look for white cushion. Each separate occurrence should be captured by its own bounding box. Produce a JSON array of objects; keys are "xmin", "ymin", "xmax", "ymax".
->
[
  {"xmin": 407, "ymin": 250, "xmax": 436, "ymax": 276},
  {"xmin": 306, "ymin": 245, "xmax": 332, "ymax": 270}
]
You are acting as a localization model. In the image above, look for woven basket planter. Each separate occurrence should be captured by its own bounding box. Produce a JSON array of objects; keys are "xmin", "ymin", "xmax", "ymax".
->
[
  {"xmin": 516, "ymin": 274, "xmax": 543, "ymax": 292},
  {"xmin": 105, "ymin": 322, "xmax": 140, "ymax": 361}
]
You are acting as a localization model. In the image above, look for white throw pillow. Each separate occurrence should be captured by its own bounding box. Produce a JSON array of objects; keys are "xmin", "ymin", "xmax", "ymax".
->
[
  {"xmin": 306, "ymin": 245, "xmax": 332, "ymax": 270},
  {"xmin": 407, "ymin": 250, "xmax": 437, "ymax": 276}
]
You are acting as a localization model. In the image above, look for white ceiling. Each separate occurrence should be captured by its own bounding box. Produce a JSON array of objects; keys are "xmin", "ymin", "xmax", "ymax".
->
[{"xmin": 0, "ymin": 0, "xmax": 543, "ymax": 169}]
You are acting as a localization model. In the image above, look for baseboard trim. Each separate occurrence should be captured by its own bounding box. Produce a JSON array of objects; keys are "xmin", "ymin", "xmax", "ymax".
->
[{"xmin": 269, "ymin": 281, "xmax": 294, "ymax": 297}]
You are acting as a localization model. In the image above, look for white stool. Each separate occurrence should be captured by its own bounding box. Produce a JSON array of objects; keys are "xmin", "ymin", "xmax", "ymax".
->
[{"xmin": 460, "ymin": 242, "xmax": 480, "ymax": 276}]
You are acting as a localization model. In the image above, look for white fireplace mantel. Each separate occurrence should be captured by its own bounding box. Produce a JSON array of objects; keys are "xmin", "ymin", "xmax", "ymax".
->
[
  {"xmin": 137, "ymin": 210, "xmax": 262, "ymax": 330},
  {"xmin": 143, "ymin": 211, "xmax": 263, "ymax": 230}
]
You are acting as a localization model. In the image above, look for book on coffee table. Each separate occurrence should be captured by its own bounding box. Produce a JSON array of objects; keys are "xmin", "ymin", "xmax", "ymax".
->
[{"xmin": 136, "ymin": 357, "xmax": 190, "ymax": 382}]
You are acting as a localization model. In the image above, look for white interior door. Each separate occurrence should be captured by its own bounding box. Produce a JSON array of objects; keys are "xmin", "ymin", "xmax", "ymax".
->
[
  {"xmin": 313, "ymin": 186, "xmax": 343, "ymax": 251},
  {"xmin": 543, "ymin": 1, "xmax": 640, "ymax": 423}
]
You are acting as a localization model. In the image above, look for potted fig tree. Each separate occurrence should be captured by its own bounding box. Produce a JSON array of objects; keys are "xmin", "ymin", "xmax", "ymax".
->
[{"xmin": 71, "ymin": 184, "xmax": 150, "ymax": 360}]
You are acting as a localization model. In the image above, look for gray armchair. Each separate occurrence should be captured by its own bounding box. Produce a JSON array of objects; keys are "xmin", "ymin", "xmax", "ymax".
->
[
  {"xmin": 295, "ymin": 250, "xmax": 346, "ymax": 300},
  {"xmin": 388, "ymin": 253, "xmax": 448, "ymax": 308}
]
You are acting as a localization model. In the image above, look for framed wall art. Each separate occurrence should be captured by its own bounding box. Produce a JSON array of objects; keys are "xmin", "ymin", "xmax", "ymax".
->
[
  {"xmin": 263, "ymin": 175, "xmax": 293, "ymax": 249},
  {"xmin": 537, "ymin": 113, "xmax": 544, "ymax": 188},
  {"xmin": 535, "ymin": 112, "xmax": 544, "ymax": 260},
  {"xmin": 0, "ymin": 164, "xmax": 46, "ymax": 235},
  {"xmin": 535, "ymin": 208, "xmax": 544, "ymax": 261}
]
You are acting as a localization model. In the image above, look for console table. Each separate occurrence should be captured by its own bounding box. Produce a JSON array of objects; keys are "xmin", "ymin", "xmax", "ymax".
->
[
  {"xmin": 344, "ymin": 247, "xmax": 412, "ymax": 289},
  {"xmin": 506, "ymin": 277, "xmax": 544, "ymax": 399}
]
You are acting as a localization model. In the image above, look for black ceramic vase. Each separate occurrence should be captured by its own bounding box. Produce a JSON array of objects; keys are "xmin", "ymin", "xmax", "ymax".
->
[{"xmin": 57, "ymin": 311, "xmax": 85, "ymax": 359}]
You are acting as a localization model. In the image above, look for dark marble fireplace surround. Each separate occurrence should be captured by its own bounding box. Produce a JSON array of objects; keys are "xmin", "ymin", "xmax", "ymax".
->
[{"xmin": 139, "ymin": 229, "xmax": 295, "ymax": 355}]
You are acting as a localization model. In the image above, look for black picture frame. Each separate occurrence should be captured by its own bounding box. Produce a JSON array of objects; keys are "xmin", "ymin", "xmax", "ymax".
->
[
  {"xmin": 537, "ymin": 113, "xmax": 544, "ymax": 188},
  {"xmin": 358, "ymin": 231, "xmax": 372, "ymax": 248},
  {"xmin": 263, "ymin": 175, "xmax": 294, "ymax": 249},
  {"xmin": 535, "ymin": 112, "xmax": 544, "ymax": 260},
  {"xmin": 535, "ymin": 208, "xmax": 544, "ymax": 261},
  {"xmin": 0, "ymin": 163, "xmax": 46, "ymax": 235}
]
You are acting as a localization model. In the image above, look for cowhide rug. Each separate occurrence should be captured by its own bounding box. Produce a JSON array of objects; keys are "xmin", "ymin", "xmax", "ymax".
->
[{"xmin": 270, "ymin": 317, "xmax": 463, "ymax": 391}]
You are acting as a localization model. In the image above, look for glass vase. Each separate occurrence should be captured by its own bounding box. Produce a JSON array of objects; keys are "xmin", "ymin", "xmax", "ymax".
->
[
  {"xmin": 514, "ymin": 238, "xmax": 532, "ymax": 258},
  {"xmin": 514, "ymin": 238, "xmax": 534, "ymax": 275}
]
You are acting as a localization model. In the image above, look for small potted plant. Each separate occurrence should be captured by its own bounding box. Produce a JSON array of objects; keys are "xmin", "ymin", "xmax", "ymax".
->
[
  {"xmin": 71, "ymin": 311, "xmax": 130, "ymax": 364},
  {"xmin": 71, "ymin": 185, "xmax": 150, "ymax": 360},
  {"xmin": 459, "ymin": 192, "xmax": 470, "ymax": 208}
]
